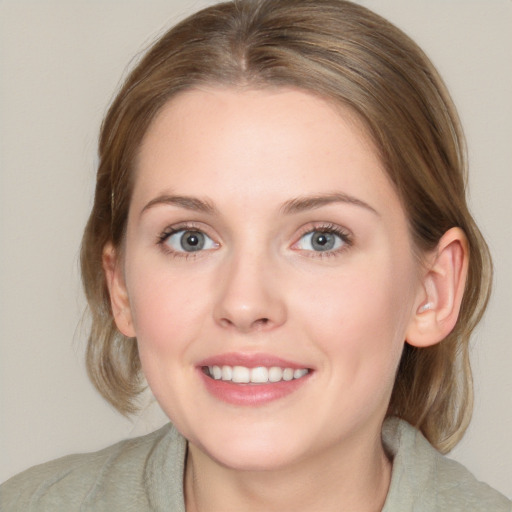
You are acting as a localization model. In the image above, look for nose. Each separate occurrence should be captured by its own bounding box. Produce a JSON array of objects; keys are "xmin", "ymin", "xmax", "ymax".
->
[{"xmin": 213, "ymin": 250, "xmax": 287, "ymax": 334}]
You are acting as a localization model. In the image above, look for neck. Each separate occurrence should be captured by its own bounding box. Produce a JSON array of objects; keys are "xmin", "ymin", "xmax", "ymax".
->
[{"xmin": 185, "ymin": 425, "xmax": 392, "ymax": 512}]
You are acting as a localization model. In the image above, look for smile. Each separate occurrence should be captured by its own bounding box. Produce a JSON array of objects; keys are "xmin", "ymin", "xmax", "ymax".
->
[
  {"xmin": 198, "ymin": 353, "xmax": 313, "ymax": 405},
  {"xmin": 204, "ymin": 365, "xmax": 310, "ymax": 384}
]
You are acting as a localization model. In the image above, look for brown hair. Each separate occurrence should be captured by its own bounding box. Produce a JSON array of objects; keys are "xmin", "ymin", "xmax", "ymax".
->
[{"xmin": 81, "ymin": 0, "xmax": 492, "ymax": 453}]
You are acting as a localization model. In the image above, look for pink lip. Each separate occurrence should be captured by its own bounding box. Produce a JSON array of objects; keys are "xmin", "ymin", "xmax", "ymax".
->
[
  {"xmin": 198, "ymin": 352, "xmax": 309, "ymax": 369},
  {"xmin": 197, "ymin": 352, "xmax": 313, "ymax": 406}
]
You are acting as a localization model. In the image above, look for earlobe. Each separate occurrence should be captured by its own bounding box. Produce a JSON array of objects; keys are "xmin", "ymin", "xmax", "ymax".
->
[
  {"xmin": 102, "ymin": 242, "xmax": 136, "ymax": 338},
  {"xmin": 406, "ymin": 227, "xmax": 469, "ymax": 348}
]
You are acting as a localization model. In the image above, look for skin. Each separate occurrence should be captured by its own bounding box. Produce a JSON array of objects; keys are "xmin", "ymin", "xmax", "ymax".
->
[{"xmin": 105, "ymin": 87, "xmax": 468, "ymax": 511}]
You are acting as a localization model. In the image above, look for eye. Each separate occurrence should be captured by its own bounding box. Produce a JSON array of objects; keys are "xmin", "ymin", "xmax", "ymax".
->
[
  {"xmin": 164, "ymin": 229, "xmax": 217, "ymax": 253},
  {"xmin": 295, "ymin": 228, "xmax": 349, "ymax": 253}
]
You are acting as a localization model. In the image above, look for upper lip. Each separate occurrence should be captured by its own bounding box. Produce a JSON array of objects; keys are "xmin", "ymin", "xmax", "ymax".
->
[{"xmin": 197, "ymin": 352, "xmax": 311, "ymax": 370}]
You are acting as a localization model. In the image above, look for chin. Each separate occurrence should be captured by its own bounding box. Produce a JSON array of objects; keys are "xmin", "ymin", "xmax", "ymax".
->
[
  {"xmin": 190, "ymin": 426, "xmax": 308, "ymax": 472},
  {"xmin": 209, "ymin": 447, "xmax": 303, "ymax": 472}
]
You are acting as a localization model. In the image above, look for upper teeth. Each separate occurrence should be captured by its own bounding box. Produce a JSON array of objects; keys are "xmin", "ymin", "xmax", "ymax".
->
[{"xmin": 207, "ymin": 365, "xmax": 309, "ymax": 384}]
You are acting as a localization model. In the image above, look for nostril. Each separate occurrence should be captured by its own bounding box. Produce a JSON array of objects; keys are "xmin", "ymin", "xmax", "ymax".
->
[
  {"xmin": 254, "ymin": 318, "xmax": 270, "ymax": 328},
  {"xmin": 219, "ymin": 318, "xmax": 234, "ymax": 328},
  {"xmin": 218, "ymin": 316, "xmax": 272, "ymax": 332}
]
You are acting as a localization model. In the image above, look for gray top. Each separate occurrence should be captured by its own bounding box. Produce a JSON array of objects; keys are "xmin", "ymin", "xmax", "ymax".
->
[{"xmin": 1, "ymin": 418, "xmax": 510, "ymax": 511}]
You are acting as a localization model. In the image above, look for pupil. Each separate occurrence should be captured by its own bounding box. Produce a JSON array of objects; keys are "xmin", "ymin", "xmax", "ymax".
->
[
  {"xmin": 312, "ymin": 231, "xmax": 335, "ymax": 251},
  {"xmin": 181, "ymin": 231, "xmax": 204, "ymax": 252}
]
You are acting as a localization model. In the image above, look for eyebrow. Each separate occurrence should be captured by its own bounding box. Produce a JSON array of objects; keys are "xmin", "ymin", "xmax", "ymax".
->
[
  {"xmin": 140, "ymin": 191, "xmax": 378, "ymax": 218},
  {"xmin": 280, "ymin": 192, "xmax": 379, "ymax": 216},
  {"xmin": 140, "ymin": 194, "xmax": 217, "ymax": 217}
]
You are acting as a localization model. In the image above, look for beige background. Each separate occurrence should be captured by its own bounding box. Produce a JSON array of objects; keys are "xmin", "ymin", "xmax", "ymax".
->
[{"xmin": 1, "ymin": 0, "xmax": 511, "ymax": 498}]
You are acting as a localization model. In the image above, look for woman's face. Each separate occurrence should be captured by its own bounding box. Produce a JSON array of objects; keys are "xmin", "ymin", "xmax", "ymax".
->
[{"xmin": 114, "ymin": 87, "xmax": 424, "ymax": 470}]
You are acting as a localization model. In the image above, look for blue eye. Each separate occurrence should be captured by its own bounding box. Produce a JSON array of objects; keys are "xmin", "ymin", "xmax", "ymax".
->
[
  {"xmin": 296, "ymin": 229, "xmax": 347, "ymax": 252},
  {"xmin": 164, "ymin": 230, "xmax": 217, "ymax": 252}
]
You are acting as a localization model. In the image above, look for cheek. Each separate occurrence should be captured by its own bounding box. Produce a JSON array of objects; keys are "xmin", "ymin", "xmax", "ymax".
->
[
  {"xmin": 126, "ymin": 261, "xmax": 212, "ymax": 354},
  {"xmin": 125, "ymin": 263, "xmax": 215, "ymax": 413},
  {"xmin": 295, "ymin": 254, "xmax": 414, "ymax": 373}
]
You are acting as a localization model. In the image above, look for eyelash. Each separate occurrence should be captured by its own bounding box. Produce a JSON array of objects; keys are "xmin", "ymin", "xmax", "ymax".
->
[
  {"xmin": 294, "ymin": 223, "xmax": 353, "ymax": 258},
  {"xmin": 156, "ymin": 222, "xmax": 215, "ymax": 260},
  {"xmin": 156, "ymin": 222, "xmax": 353, "ymax": 259}
]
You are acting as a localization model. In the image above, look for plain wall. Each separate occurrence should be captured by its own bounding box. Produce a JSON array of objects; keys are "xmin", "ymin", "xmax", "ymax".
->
[{"xmin": 1, "ymin": 0, "xmax": 511, "ymax": 498}]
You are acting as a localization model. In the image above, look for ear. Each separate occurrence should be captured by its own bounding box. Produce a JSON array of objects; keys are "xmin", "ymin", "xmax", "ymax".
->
[
  {"xmin": 406, "ymin": 227, "xmax": 469, "ymax": 348},
  {"xmin": 102, "ymin": 242, "xmax": 136, "ymax": 338}
]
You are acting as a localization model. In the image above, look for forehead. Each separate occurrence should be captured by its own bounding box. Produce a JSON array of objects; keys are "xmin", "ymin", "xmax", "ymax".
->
[
  {"xmin": 132, "ymin": 86, "xmax": 401, "ymax": 218},
  {"xmin": 141, "ymin": 86, "xmax": 374, "ymax": 156}
]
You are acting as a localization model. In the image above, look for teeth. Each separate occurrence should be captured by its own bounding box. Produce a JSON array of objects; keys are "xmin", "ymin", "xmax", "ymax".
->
[
  {"xmin": 232, "ymin": 366, "xmax": 250, "ymax": 383},
  {"xmin": 221, "ymin": 365, "xmax": 232, "ymax": 381},
  {"xmin": 294, "ymin": 368, "xmax": 308, "ymax": 379},
  {"xmin": 251, "ymin": 366, "xmax": 269, "ymax": 383},
  {"xmin": 268, "ymin": 366, "xmax": 283, "ymax": 382},
  {"xmin": 207, "ymin": 365, "xmax": 309, "ymax": 384},
  {"xmin": 283, "ymin": 368, "xmax": 294, "ymax": 381},
  {"xmin": 212, "ymin": 366, "xmax": 222, "ymax": 380}
]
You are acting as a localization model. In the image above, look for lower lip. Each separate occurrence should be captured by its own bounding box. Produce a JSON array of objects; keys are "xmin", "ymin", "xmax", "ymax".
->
[{"xmin": 198, "ymin": 369, "xmax": 312, "ymax": 406}]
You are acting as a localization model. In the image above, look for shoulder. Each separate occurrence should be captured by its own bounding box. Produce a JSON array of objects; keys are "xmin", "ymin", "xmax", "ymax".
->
[
  {"xmin": 0, "ymin": 423, "xmax": 186, "ymax": 512},
  {"xmin": 382, "ymin": 418, "xmax": 511, "ymax": 512}
]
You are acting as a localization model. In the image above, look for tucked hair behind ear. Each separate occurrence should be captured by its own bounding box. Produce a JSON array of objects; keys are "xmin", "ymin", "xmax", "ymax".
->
[{"xmin": 81, "ymin": 0, "xmax": 492, "ymax": 452}]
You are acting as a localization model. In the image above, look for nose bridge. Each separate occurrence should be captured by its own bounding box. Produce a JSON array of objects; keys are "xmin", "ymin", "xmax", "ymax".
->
[{"xmin": 213, "ymin": 242, "xmax": 287, "ymax": 332}]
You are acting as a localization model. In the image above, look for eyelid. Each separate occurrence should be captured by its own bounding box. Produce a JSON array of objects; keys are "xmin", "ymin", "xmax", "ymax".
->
[
  {"xmin": 157, "ymin": 221, "xmax": 216, "ymax": 241},
  {"xmin": 291, "ymin": 222, "xmax": 353, "ymax": 255},
  {"xmin": 155, "ymin": 220, "xmax": 352, "ymax": 259},
  {"xmin": 156, "ymin": 221, "xmax": 220, "ymax": 258},
  {"xmin": 166, "ymin": 229, "xmax": 217, "ymax": 251}
]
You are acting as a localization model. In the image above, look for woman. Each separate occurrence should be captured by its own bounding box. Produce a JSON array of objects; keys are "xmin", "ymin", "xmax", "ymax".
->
[{"xmin": 1, "ymin": 0, "xmax": 510, "ymax": 510}]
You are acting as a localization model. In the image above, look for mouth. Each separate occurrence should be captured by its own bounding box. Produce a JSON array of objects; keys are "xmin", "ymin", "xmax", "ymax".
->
[
  {"xmin": 202, "ymin": 365, "xmax": 310, "ymax": 384},
  {"xmin": 197, "ymin": 353, "xmax": 313, "ymax": 406}
]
